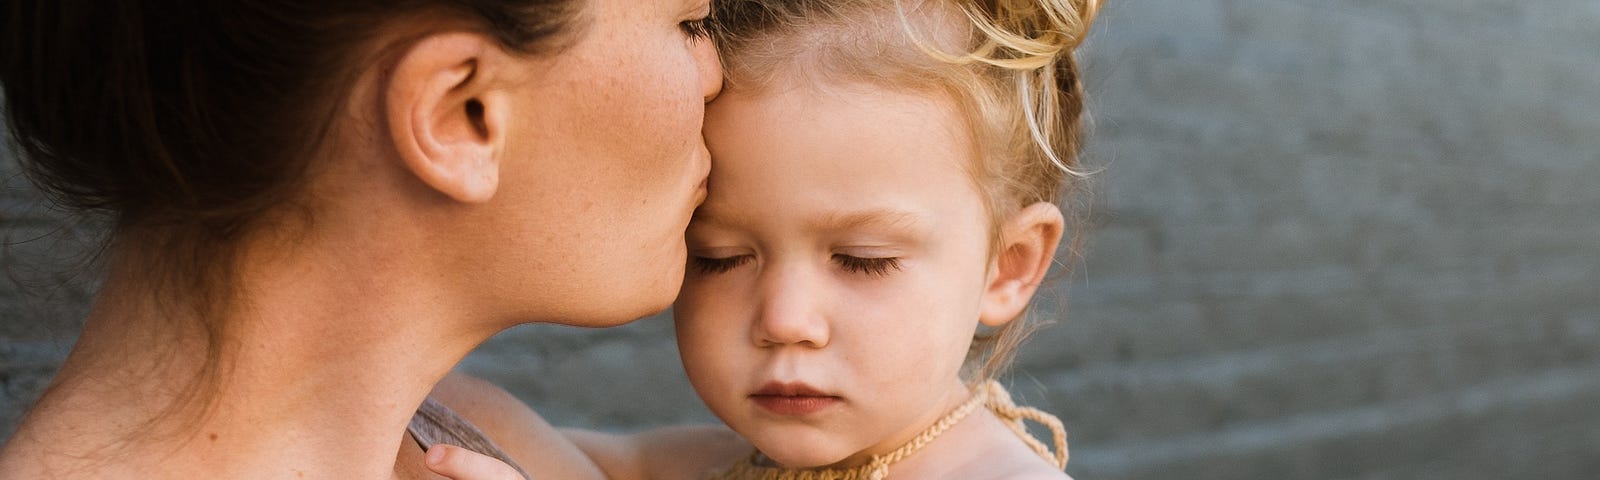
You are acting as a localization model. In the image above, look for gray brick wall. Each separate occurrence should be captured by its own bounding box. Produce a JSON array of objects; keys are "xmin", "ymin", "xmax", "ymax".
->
[{"xmin": 3, "ymin": 1, "xmax": 1597, "ymax": 478}]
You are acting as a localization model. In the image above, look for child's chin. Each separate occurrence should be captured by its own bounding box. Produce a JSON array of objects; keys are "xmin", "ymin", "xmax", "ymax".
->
[
  {"xmin": 756, "ymin": 444, "xmax": 856, "ymax": 471},
  {"xmin": 738, "ymin": 422, "xmax": 865, "ymax": 468}
]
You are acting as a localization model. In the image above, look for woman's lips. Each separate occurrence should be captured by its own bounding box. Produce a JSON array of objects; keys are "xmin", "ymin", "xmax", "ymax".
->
[{"xmin": 751, "ymin": 382, "xmax": 841, "ymax": 416}]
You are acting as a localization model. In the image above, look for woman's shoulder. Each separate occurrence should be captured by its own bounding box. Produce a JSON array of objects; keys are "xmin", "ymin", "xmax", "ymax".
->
[{"xmin": 428, "ymin": 371, "xmax": 608, "ymax": 480}]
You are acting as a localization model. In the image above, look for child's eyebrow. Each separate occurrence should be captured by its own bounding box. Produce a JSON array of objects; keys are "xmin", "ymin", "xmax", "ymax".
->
[
  {"xmin": 809, "ymin": 209, "xmax": 923, "ymax": 234},
  {"xmin": 688, "ymin": 208, "xmax": 925, "ymax": 237}
]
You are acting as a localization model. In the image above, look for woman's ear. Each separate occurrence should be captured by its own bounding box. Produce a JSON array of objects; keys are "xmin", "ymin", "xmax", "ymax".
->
[
  {"xmin": 979, "ymin": 202, "xmax": 1065, "ymax": 327},
  {"xmin": 385, "ymin": 32, "xmax": 509, "ymax": 203}
]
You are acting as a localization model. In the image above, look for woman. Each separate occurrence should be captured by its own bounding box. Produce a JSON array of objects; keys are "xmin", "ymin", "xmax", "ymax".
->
[{"xmin": 0, "ymin": 0, "xmax": 719, "ymax": 477}]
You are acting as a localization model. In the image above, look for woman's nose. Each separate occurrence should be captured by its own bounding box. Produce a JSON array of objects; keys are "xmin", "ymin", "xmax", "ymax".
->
[
  {"xmin": 695, "ymin": 37, "xmax": 723, "ymax": 102},
  {"xmin": 751, "ymin": 265, "xmax": 830, "ymax": 348}
]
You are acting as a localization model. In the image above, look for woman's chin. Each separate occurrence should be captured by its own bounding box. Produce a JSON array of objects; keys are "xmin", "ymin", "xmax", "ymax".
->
[
  {"xmin": 593, "ymin": 275, "xmax": 683, "ymax": 327},
  {"xmin": 540, "ymin": 286, "xmax": 676, "ymax": 329},
  {"xmin": 584, "ymin": 295, "xmax": 674, "ymax": 328}
]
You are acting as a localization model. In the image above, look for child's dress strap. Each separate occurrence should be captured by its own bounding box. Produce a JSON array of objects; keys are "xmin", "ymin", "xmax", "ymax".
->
[
  {"xmin": 979, "ymin": 379, "xmax": 1070, "ymax": 469},
  {"xmin": 408, "ymin": 396, "xmax": 534, "ymax": 480}
]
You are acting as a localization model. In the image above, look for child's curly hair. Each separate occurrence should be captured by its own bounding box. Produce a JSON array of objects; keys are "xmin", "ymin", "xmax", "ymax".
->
[{"xmin": 710, "ymin": 0, "xmax": 1101, "ymax": 381}]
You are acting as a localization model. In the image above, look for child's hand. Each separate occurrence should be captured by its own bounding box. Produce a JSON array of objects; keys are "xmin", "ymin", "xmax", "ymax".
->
[{"xmin": 424, "ymin": 444, "xmax": 527, "ymax": 480}]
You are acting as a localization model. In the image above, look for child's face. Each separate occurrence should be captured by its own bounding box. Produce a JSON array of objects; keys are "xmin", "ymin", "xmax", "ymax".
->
[{"xmin": 675, "ymin": 82, "xmax": 996, "ymax": 468}]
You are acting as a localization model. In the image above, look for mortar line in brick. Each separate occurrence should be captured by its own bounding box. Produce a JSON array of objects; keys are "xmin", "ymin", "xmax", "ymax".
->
[
  {"xmin": 1041, "ymin": 314, "xmax": 1535, "ymax": 393},
  {"xmin": 1068, "ymin": 362, "xmax": 1600, "ymax": 476}
]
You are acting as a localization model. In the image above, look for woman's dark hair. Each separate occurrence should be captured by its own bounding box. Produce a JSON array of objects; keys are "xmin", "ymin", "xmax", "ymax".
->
[
  {"xmin": 1, "ymin": 0, "xmax": 582, "ymax": 267},
  {"xmin": 2, "ymin": 0, "xmax": 586, "ymax": 318},
  {"xmin": 3, "ymin": 0, "xmax": 579, "ymax": 227},
  {"xmin": 0, "ymin": 1, "xmax": 584, "ymax": 439}
]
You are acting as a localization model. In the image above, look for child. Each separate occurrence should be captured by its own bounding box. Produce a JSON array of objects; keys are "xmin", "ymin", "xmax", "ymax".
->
[{"xmin": 429, "ymin": 0, "xmax": 1099, "ymax": 478}]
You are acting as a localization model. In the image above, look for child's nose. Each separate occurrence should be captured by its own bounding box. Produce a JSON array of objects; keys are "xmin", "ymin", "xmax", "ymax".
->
[{"xmin": 751, "ymin": 264, "xmax": 830, "ymax": 348}]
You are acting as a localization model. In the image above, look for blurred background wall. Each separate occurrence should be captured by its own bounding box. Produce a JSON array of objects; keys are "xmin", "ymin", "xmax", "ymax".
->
[{"xmin": 4, "ymin": 0, "xmax": 1598, "ymax": 478}]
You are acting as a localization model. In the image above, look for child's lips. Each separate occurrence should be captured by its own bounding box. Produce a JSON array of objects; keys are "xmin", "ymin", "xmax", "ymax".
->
[
  {"xmin": 753, "ymin": 381, "xmax": 832, "ymax": 397},
  {"xmin": 751, "ymin": 382, "xmax": 841, "ymax": 416}
]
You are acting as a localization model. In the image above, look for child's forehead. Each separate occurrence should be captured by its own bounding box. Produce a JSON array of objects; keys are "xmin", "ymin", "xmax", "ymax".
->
[
  {"xmin": 697, "ymin": 93, "xmax": 990, "ymax": 240},
  {"xmin": 706, "ymin": 80, "xmax": 978, "ymax": 180},
  {"xmin": 691, "ymin": 204, "xmax": 932, "ymax": 236},
  {"xmin": 712, "ymin": 78, "xmax": 961, "ymax": 131}
]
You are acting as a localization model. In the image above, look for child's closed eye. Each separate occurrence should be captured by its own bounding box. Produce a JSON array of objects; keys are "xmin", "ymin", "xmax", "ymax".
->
[
  {"xmin": 690, "ymin": 255, "xmax": 752, "ymax": 275},
  {"xmin": 833, "ymin": 254, "xmax": 902, "ymax": 277}
]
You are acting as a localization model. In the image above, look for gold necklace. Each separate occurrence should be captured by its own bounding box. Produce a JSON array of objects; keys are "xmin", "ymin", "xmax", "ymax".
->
[{"xmin": 705, "ymin": 380, "xmax": 1068, "ymax": 480}]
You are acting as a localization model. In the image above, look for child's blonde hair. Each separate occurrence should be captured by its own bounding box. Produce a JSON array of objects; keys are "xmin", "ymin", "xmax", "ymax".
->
[{"xmin": 711, "ymin": 0, "xmax": 1100, "ymax": 381}]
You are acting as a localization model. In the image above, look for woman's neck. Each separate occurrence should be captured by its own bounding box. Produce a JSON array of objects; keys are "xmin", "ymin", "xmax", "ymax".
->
[{"xmin": 0, "ymin": 233, "xmax": 494, "ymax": 479}]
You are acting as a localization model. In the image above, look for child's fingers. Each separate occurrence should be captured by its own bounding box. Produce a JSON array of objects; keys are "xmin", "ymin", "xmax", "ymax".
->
[{"xmin": 424, "ymin": 444, "xmax": 526, "ymax": 480}]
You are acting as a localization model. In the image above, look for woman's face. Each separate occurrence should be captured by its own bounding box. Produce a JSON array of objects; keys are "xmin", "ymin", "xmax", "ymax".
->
[{"xmin": 484, "ymin": 0, "xmax": 721, "ymax": 326}]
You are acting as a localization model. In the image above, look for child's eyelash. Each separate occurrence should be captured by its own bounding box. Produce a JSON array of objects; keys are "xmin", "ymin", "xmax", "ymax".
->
[
  {"xmin": 680, "ymin": 18, "xmax": 710, "ymax": 40},
  {"xmin": 690, "ymin": 255, "xmax": 750, "ymax": 275},
  {"xmin": 834, "ymin": 255, "xmax": 902, "ymax": 277}
]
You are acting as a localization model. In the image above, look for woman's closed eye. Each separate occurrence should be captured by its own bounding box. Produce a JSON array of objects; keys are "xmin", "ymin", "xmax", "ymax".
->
[
  {"xmin": 690, "ymin": 254, "xmax": 751, "ymax": 275},
  {"xmin": 679, "ymin": 17, "xmax": 710, "ymax": 40},
  {"xmin": 833, "ymin": 254, "xmax": 902, "ymax": 277}
]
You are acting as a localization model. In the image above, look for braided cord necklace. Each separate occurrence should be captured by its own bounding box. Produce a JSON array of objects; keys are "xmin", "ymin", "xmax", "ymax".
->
[{"xmin": 706, "ymin": 380, "xmax": 1068, "ymax": 480}]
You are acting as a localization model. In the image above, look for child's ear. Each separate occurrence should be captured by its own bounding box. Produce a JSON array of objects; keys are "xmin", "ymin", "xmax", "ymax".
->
[
  {"xmin": 384, "ymin": 32, "xmax": 509, "ymax": 203},
  {"xmin": 979, "ymin": 202, "xmax": 1065, "ymax": 327}
]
